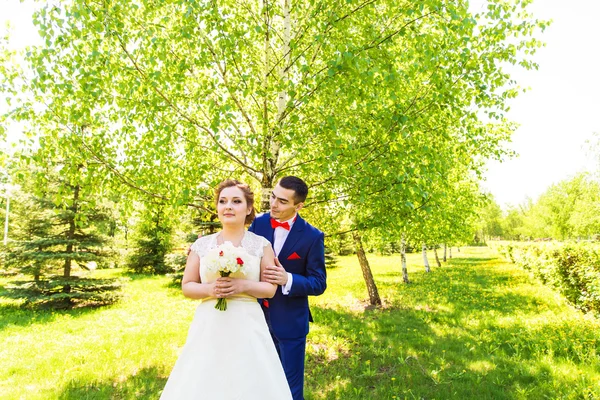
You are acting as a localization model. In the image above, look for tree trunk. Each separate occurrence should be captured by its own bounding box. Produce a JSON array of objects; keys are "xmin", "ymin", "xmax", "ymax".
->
[
  {"xmin": 64, "ymin": 184, "xmax": 80, "ymax": 278},
  {"xmin": 443, "ymin": 243, "xmax": 447, "ymax": 262},
  {"xmin": 260, "ymin": 185, "xmax": 273, "ymax": 214},
  {"xmin": 3, "ymin": 193, "xmax": 9, "ymax": 246},
  {"xmin": 422, "ymin": 243, "xmax": 430, "ymax": 273},
  {"xmin": 261, "ymin": 0, "xmax": 275, "ymax": 212},
  {"xmin": 124, "ymin": 225, "xmax": 128, "ymax": 250},
  {"xmin": 434, "ymin": 247, "xmax": 442, "ymax": 267},
  {"xmin": 278, "ymin": 0, "xmax": 291, "ymax": 120},
  {"xmin": 260, "ymin": 0, "xmax": 291, "ymax": 212},
  {"xmin": 449, "ymin": 247, "xmax": 452, "ymax": 259},
  {"xmin": 401, "ymin": 235, "xmax": 409, "ymax": 283},
  {"xmin": 352, "ymin": 232, "xmax": 381, "ymax": 306}
]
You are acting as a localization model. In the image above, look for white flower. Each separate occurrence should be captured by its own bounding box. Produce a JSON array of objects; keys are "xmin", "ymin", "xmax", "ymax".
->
[
  {"xmin": 204, "ymin": 241, "xmax": 249, "ymax": 311},
  {"xmin": 204, "ymin": 241, "xmax": 247, "ymax": 275}
]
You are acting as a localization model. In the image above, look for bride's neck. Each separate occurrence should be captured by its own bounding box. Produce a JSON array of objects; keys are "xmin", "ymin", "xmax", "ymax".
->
[{"xmin": 219, "ymin": 226, "xmax": 246, "ymax": 245}]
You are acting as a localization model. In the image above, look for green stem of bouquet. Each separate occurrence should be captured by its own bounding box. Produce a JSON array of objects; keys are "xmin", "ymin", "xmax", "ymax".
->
[{"xmin": 215, "ymin": 271, "xmax": 232, "ymax": 311}]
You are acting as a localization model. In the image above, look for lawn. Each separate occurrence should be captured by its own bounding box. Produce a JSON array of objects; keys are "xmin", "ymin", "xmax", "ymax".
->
[{"xmin": 1, "ymin": 246, "xmax": 599, "ymax": 399}]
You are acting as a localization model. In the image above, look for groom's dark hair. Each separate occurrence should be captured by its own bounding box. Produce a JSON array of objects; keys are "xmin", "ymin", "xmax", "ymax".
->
[{"xmin": 279, "ymin": 176, "xmax": 308, "ymax": 204}]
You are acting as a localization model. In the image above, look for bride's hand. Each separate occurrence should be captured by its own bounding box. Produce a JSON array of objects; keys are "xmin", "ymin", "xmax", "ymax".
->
[
  {"xmin": 215, "ymin": 277, "xmax": 246, "ymax": 297},
  {"xmin": 208, "ymin": 282, "xmax": 221, "ymax": 298}
]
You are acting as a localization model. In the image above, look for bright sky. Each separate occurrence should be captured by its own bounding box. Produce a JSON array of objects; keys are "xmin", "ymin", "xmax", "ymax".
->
[
  {"xmin": 480, "ymin": 0, "xmax": 600, "ymax": 207},
  {"xmin": 2, "ymin": 1, "xmax": 599, "ymax": 208}
]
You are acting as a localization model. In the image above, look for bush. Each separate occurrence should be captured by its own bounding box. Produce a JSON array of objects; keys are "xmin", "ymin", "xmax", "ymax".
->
[
  {"xmin": 552, "ymin": 244, "xmax": 600, "ymax": 312},
  {"xmin": 502, "ymin": 242, "xmax": 600, "ymax": 314}
]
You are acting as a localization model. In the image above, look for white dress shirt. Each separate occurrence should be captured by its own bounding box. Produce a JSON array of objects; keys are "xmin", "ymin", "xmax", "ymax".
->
[{"xmin": 273, "ymin": 214, "xmax": 296, "ymax": 295}]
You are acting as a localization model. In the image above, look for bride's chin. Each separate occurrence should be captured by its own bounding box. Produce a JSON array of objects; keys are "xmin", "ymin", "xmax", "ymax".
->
[{"xmin": 220, "ymin": 219, "xmax": 242, "ymax": 226}]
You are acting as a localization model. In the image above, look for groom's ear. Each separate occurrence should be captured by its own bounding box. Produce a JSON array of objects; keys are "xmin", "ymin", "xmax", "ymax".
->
[{"xmin": 295, "ymin": 202, "xmax": 304, "ymax": 211}]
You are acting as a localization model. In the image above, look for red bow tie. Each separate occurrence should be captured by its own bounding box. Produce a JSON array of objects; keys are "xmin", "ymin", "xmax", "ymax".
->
[{"xmin": 271, "ymin": 219, "xmax": 290, "ymax": 230}]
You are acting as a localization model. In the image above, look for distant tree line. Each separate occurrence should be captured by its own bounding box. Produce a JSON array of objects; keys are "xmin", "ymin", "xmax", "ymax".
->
[{"xmin": 477, "ymin": 173, "xmax": 600, "ymax": 242}]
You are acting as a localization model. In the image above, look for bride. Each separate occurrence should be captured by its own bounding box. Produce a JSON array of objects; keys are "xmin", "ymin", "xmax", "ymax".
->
[{"xmin": 160, "ymin": 179, "xmax": 292, "ymax": 399}]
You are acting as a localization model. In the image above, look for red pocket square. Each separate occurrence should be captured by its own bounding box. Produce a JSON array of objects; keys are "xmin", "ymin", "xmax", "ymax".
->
[{"xmin": 287, "ymin": 252, "xmax": 301, "ymax": 260}]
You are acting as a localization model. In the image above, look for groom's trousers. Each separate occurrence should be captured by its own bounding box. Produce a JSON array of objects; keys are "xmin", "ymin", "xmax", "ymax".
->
[{"xmin": 278, "ymin": 337, "xmax": 307, "ymax": 400}]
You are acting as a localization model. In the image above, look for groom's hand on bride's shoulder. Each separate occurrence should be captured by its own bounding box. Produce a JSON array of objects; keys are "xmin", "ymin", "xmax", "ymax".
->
[{"xmin": 263, "ymin": 259, "xmax": 288, "ymax": 286}]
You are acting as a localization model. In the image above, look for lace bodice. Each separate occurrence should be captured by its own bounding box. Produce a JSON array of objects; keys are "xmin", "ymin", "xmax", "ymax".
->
[{"xmin": 190, "ymin": 231, "xmax": 270, "ymax": 284}]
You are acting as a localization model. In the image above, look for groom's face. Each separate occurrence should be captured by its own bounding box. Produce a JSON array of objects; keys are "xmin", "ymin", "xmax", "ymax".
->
[{"xmin": 270, "ymin": 184, "xmax": 303, "ymax": 221}]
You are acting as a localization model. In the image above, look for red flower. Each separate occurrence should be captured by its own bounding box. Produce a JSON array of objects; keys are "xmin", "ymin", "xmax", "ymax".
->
[
  {"xmin": 236, "ymin": 257, "xmax": 244, "ymax": 265},
  {"xmin": 219, "ymin": 251, "xmax": 224, "ymax": 256}
]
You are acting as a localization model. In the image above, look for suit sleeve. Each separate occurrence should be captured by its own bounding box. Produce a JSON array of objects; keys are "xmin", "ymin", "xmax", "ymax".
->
[
  {"xmin": 288, "ymin": 232, "xmax": 327, "ymax": 297},
  {"xmin": 247, "ymin": 219, "xmax": 256, "ymax": 233}
]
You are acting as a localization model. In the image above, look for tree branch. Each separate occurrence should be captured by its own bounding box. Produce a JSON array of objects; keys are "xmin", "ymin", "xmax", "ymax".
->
[{"xmin": 107, "ymin": 25, "xmax": 260, "ymax": 177}]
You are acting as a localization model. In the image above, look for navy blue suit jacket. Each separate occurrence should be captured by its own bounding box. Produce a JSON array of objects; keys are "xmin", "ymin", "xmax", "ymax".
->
[{"xmin": 248, "ymin": 213, "xmax": 327, "ymax": 339}]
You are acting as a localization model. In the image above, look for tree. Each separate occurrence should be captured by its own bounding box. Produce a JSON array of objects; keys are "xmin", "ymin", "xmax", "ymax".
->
[
  {"xmin": 501, "ymin": 205, "xmax": 525, "ymax": 240},
  {"xmin": 7, "ymin": 158, "xmax": 112, "ymax": 277},
  {"xmin": 569, "ymin": 176, "xmax": 600, "ymax": 239},
  {"xmin": 8, "ymin": 0, "xmax": 546, "ymax": 204},
  {"xmin": 127, "ymin": 201, "xmax": 176, "ymax": 274},
  {"xmin": 533, "ymin": 174, "xmax": 587, "ymax": 240},
  {"xmin": 476, "ymin": 194, "xmax": 504, "ymax": 242},
  {"xmin": 4, "ymin": 160, "xmax": 121, "ymax": 308},
  {"xmin": 505, "ymin": 174, "xmax": 600, "ymax": 241},
  {"xmin": 352, "ymin": 231, "xmax": 381, "ymax": 305},
  {"xmin": 4, "ymin": 0, "xmax": 548, "ymax": 305},
  {"xmin": 517, "ymin": 197, "xmax": 549, "ymax": 240}
]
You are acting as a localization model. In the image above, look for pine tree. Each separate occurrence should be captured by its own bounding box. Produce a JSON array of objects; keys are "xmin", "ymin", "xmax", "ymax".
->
[
  {"xmin": 5, "ymin": 169, "xmax": 121, "ymax": 309},
  {"xmin": 127, "ymin": 202, "xmax": 174, "ymax": 274},
  {"xmin": 324, "ymin": 246, "xmax": 338, "ymax": 269}
]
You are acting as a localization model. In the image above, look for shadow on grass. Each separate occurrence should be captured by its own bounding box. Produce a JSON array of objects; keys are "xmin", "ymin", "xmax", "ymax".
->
[
  {"xmin": 306, "ymin": 304, "xmax": 545, "ymax": 399},
  {"xmin": 447, "ymin": 257, "xmax": 505, "ymax": 266},
  {"xmin": 0, "ymin": 280, "xmax": 125, "ymax": 330},
  {"xmin": 0, "ymin": 299, "xmax": 114, "ymax": 331},
  {"xmin": 374, "ymin": 262, "xmax": 541, "ymax": 316},
  {"xmin": 0, "ymin": 283, "xmax": 104, "ymax": 331},
  {"xmin": 119, "ymin": 271, "xmax": 169, "ymax": 281},
  {"xmin": 304, "ymin": 254, "xmax": 599, "ymax": 399},
  {"xmin": 447, "ymin": 257, "xmax": 497, "ymax": 263},
  {"xmin": 307, "ymin": 307, "xmax": 595, "ymax": 399},
  {"xmin": 57, "ymin": 366, "xmax": 167, "ymax": 399}
]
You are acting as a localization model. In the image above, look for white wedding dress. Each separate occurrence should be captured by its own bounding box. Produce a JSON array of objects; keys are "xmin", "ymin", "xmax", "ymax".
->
[{"xmin": 160, "ymin": 231, "xmax": 292, "ymax": 400}]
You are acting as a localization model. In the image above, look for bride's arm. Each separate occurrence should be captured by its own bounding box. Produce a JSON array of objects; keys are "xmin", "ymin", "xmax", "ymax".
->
[
  {"xmin": 181, "ymin": 252, "xmax": 218, "ymax": 299},
  {"xmin": 254, "ymin": 244, "xmax": 278, "ymax": 298},
  {"xmin": 215, "ymin": 244, "xmax": 278, "ymax": 299}
]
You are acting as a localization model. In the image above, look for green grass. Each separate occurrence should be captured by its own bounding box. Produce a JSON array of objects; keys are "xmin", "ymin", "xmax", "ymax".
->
[{"xmin": 1, "ymin": 247, "xmax": 599, "ymax": 399}]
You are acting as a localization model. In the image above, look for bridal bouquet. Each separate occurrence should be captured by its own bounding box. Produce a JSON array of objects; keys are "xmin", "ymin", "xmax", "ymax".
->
[{"xmin": 203, "ymin": 241, "xmax": 247, "ymax": 311}]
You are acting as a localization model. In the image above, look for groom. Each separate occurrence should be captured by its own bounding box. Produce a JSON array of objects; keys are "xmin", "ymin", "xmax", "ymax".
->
[{"xmin": 248, "ymin": 176, "xmax": 327, "ymax": 400}]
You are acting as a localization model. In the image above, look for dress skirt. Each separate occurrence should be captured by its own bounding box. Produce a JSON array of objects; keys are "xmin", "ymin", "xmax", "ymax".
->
[{"xmin": 160, "ymin": 297, "xmax": 292, "ymax": 400}]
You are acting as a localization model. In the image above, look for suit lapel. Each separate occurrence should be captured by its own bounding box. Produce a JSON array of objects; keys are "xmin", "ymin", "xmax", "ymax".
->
[
  {"xmin": 262, "ymin": 215, "xmax": 275, "ymax": 243},
  {"xmin": 278, "ymin": 214, "xmax": 305, "ymax": 261}
]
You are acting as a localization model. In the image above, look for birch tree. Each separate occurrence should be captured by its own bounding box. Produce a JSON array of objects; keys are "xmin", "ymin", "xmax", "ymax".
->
[{"xmin": 3, "ymin": 0, "xmax": 547, "ymax": 305}]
